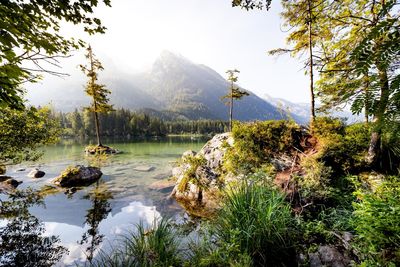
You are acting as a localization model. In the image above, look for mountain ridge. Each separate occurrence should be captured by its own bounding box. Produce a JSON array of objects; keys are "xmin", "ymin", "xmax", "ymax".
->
[{"xmin": 27, "ymin": 51, "xmax": 306, "ymax": 122}]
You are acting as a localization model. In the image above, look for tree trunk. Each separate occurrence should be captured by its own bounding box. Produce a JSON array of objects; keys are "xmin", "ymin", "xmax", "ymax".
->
[
  {"xmin": 364, "ymin": 76, "xmax": 370, "ymax": 124},
  {"xmin": 88, "ymin": 46, "xmax": 102, "ymax": 146},
  {"xmin": 93, "ymin": 109, "xmax": 101, "ymax": 146},
  {"xmin": 229, "ymin": 92, "xmax": 233, "ymax": 132},
  {"xmin": 307, "ymin": 0, "xmax": 316, "ymax": 125},
  {"xmin": 366, "ymin": 67, "xmax": 390, "ymax": 165}
]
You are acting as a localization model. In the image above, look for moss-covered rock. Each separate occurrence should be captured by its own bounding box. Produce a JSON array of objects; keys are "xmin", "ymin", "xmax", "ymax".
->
[{"xmin": 53, "ymin": 165, "xmax": 102, "ymax": 187}]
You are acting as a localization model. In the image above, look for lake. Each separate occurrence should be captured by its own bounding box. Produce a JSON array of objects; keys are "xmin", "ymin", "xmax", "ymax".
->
[{"xmin": 0, "ymin": 137, "xmax": 207, "ymax": 266}]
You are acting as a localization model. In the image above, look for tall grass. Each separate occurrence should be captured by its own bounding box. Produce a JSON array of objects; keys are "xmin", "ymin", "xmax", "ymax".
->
[
  {"xmin": 213, "ymin": 182, "xmax": 298, "ymax": 266},
  {"xmin": 86, "ymin": 218, "xmax": 181, "ymax": 267}
]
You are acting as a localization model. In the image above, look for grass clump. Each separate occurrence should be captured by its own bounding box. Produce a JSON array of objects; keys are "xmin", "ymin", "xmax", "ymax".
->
[
  {"xmin": 211, "ymin": 182, "xmax": 298, "ymax": 266},
  {"xmin": 87, "ymin": 218, "xmax": 181, "ymax": 267}
]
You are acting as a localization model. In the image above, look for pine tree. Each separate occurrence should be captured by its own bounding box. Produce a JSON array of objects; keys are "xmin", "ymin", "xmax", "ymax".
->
[
  {"xmin": 80, "ymin": 46, "xmax": 113, "ymax": 146},
  {"xmin": 221, "ymin": 69, "xmax": 249, "ymax": 131}
]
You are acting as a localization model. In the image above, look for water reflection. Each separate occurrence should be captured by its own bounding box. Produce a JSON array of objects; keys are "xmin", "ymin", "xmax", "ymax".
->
[
  {"xmin": 0, "ymin": 189, "xmax": 67, "ymax": 267},
  {"xmin": 79, "ymin": 182, "xmax": 113, "ymax": 262}
]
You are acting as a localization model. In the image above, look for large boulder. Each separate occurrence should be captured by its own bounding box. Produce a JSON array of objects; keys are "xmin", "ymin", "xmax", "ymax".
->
[
  {"xmin": 309, "ymin": 245, "xmax": 351, "ymax": 267},
  {"xmin": 53, "ymin": 165, "xmax": 102, "ymax": 187},
  {"xmin": 28, "ymin": 168, "xmax": 45, "ymax": 178},
  {"xmin": 170, "ymin": 133, "xmax": 234, "ymax": 215}
]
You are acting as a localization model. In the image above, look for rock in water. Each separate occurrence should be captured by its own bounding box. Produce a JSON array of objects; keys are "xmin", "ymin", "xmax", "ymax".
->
[
  {"xmin": 28, "ymin": 168, "xmax": 45, "ymax": 178},
  {"xmin": 53, "ymin": 165, "xmax": 102, "ymax": 187},
  {"xmin": 133, "ymin": 165, "xmax": 155, "ymax": 172},
  {"xmin": 0, "ymin": 176, "xmax": 22, "ymax": 193},
  {"xmin": 149, "ymin": 179, "xmax": 175, "ymax": 193},
  {"xmin": 85, "ymin": 145, "xmax": 119, "ymax": 155}
]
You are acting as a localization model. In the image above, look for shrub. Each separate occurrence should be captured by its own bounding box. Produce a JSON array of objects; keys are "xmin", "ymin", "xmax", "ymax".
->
[
  {"xmin": 212, "ymin": 182, "xmax": 298, "ymax": 266},
  {"xmin": 352, "ymin": 177, "xmax": 400, "ymax": 265},
  {"xmin": 223, "ymin": 120, "xmax": 302, "ymax": 174}
]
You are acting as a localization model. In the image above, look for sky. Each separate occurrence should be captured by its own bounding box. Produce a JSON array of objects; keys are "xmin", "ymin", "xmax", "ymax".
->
[{"xmin": 27, "ymin": 0, "xmax": 310, "ymax": 103}]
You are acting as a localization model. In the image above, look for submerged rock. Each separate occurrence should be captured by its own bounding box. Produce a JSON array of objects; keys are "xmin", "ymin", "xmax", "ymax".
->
[
  {"xmin": 133, "ymin": 165, "xmax": 155, "ymax": 172},
  {"xmin": 28, "ymin": 168, "xmax": 46, "ymax": 178},
  {"xmin": 53, "ymin": 165, "xmax": 102, "ymax": 187},
  {"xmin": 149, "ymin": 179, "xmax": 175, "ymax": 193}
]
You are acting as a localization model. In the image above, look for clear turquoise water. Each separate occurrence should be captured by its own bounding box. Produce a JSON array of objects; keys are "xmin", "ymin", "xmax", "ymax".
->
[{"xmin": 0, "ymin": 137, "xmax": 207, "ymax": 266}]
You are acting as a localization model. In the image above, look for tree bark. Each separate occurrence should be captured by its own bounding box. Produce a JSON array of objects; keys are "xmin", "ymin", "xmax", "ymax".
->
[
  {"xmin": 366, "ymin": 67, "xmax": 390, "ymax": 165},
  {"xmin": 307, "ymin": 0, "xmax": 316, "ymax": 125},
  {"xmin": 229, "ymin": 89, "xmax": 233, "ymax": 132}
]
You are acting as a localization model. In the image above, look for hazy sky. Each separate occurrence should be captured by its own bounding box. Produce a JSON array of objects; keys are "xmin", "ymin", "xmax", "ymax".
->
[{"xmin": 28, "ymin": 0, "xmax": 310, "ymax": 103}]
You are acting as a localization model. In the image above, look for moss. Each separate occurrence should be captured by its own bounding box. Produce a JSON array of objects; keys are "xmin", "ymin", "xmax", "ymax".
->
[
  {"xmin": 177, "ymin": 155, "xmax": 207, "ymax": 193},
  {"xmin": 53, "ymin": 166, "xmax": 81, "ymax": 185}
]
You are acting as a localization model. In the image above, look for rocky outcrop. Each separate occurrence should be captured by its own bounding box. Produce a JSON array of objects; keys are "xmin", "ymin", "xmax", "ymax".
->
[
  {"xmin": 170, "ymin": 133, "xmax": 234, "ymax": 215},
  {"xmin": 28, "ymin": 168, "xmax": 45, "ymax": 178},
  {"xmin": 53, "ymin": 165, "xmax": 102, "ymax": 187}
]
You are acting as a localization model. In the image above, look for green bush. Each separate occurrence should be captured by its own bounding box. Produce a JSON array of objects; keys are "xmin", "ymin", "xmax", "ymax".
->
[
  {"xmin": 223, "ymin": 120, "xmax": 302, "ymax": 174},
  {"xmin": 352, "ymin": 177, "xmax": 400, "ymax": 265},
  {"xmin": 212, "ymin": 182, "xmax": 298, "ymax": 266},
  {"xmin": 312, "ymin": 118, "xmax": 370, "ymax": 174}
]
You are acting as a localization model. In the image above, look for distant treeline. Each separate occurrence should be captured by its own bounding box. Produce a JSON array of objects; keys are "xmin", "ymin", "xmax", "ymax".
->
[{"xmin": 55, "ymin": 109, "xmax": 229, "ymax": 137}]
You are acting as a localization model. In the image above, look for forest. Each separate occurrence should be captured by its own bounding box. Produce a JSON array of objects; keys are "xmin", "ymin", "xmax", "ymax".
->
[
  {"xmin": 0, "ymin": 0, "xmax": 400, "ymax": 267},
  {"xmin": 57, "ymin": 109, "xmax": 229, "ymax": 138}
]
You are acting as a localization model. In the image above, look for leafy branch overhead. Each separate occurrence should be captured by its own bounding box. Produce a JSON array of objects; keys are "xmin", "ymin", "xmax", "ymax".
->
[{"xmin": 0, "ymin": 0, "xmax": 111, "ymax": 109}]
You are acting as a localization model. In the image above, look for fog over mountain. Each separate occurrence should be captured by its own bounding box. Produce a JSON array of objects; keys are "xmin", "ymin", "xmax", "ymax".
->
[{"xmin": 27, "ymin": 51, "xmax": 312, "ymax": 122}]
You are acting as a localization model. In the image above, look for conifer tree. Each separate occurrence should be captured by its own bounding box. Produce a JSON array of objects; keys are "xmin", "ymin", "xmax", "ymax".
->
[
  {"xmin": 222, "ymin": 69, "xmax": 249, "ymax": 131},
  {"xmin": 80, "ymin": 46, "xmax": 113, "ymax": 146}
]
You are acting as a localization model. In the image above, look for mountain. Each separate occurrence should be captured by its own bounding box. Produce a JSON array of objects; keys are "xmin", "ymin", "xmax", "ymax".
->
[
  {"xmin": 27, "ymin": 51, "xmax": 288, "ymax": 121},
  {"xmin": 263, "ymin": 94, "xmax": 363, "ymax": 123}
]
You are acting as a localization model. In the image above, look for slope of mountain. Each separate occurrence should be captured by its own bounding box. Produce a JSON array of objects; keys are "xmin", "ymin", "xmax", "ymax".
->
[
  {"xmin": 263, "ymin": 94, "xmax": 363, "ymax": 123},
  {"xmin": 27, "ymin": 51, "xmax": 289, "ymax": 121}
]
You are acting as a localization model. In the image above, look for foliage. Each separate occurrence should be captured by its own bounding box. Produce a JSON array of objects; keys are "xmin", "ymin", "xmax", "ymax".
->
[
  {"xmin": 223, "ymin": 120, "xmax": 302, "ymax": 174},
  {"xmin": 315, "ymin": 0, "xmax": 400, "ymax": 164},
  {"xmin": 0, "ymin": 0, "xmax": 111, "ymax": 108},
  {"xmin": 0, "ymin": 106, "xmax": 60, "ymax": 165},
  {"xmin": 231, "ymin": 0, "xmax": 272, "ymax": 10},
  {"xmin": 312, "ymin": 117, "xmax": 371, "ymax": 173},
  {"xmin": 212, "ymin": 182, "xmax": 298, "ymax": 266},
  {"xmin": 352, "ymin": 177, "xmax": 400, "ymax": 265},
  {"xmin": 87, "ymin": 218, "xmax": 181, "ymax": 267}
]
